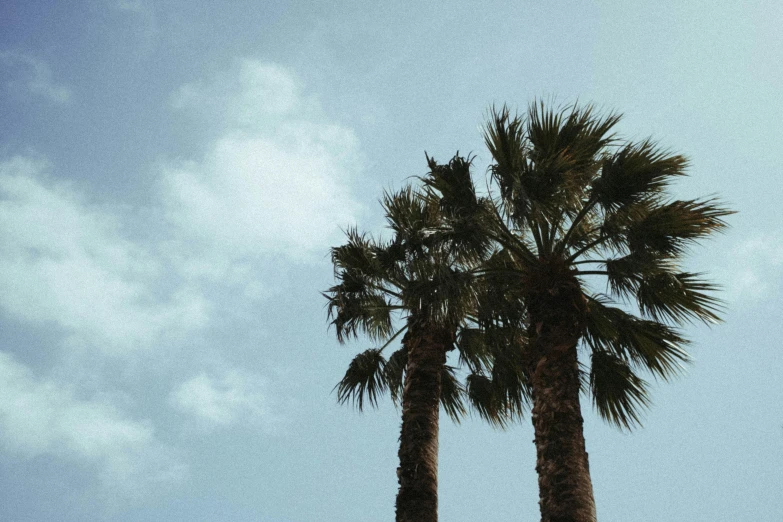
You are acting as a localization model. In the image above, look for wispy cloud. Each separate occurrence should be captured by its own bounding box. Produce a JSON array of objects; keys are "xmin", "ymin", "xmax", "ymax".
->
[
  {"xmin": 171, "ymin": 61, "xmax": 315, "ymax": 127},
  {"xmin": 166, "ymin": 59, "xmax": 364, "ymax": 261},
  {"xmin": 0, "ymin": 351, "xmax": 186, "ymax": 497},
  {"xmin": 0, "ymin": 51, "xmax": 72, "ymax": 104},
  {"xmin": 0, "ymin": 59, "xmax": 360, "ymax": 501},
  {"xmin": 0, "ymin": 156, "xmax": 208, "ymax": 356},
  {"xmin": 0, "ymin": 61, "xmax": 361, "ymax": 352},
  {"xmin": 720, "ymin": 234, "xmax": 783, "ymax": 303},
  {"xmin": 170, "ymin": 368, "xmax": 279, "ymax": 429}
]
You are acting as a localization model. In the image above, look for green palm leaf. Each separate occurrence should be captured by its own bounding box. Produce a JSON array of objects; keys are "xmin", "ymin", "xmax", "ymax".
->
[
  {"xmin": 590, "ymin": 348, "xmax": 651, "ymax": 430},
  {"xmin": 335, "ymin": 348, "xmax": 389, "ymax": 410},
  {"xmin": 584, "ymin": 296, "xmax": 690, "ymax": 380},
  {"xmin": 441, "ymin": 365, "xmax": 467, "ymax": 422},
  {"xmin": 385, "ymin": 346, "xmax": 408, "ymax": 405},
  {"xmin": 592, "ymin": 140, "xmax": 688, "ymax": 210},
  {"xmin": 636, "ymin": 272, "xmax": 723, "ymax": 325}
]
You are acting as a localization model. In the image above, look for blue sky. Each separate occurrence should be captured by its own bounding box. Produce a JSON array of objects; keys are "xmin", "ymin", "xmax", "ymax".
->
[{"xmin": 1, "ymin": 1, "xmax": 781, "ymax": 520}]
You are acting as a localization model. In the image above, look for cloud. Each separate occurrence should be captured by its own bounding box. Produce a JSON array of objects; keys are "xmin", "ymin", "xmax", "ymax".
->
[
  {"xmin": 165, "ymin": 59, "xmax": 364, "ymax": 260},
  {"xmin": 0, "ymin": 156, "xmax": 208, "ymax": 355},
  {"xmin": 721, "ymin": 234, "xmax": 783, "ymax": 303},
  {"xmin": 0, "ymin": 351, "xmax": 186, "ymax": 495},
  {"xmin": 0, "ymin": 59, "xmax": 359, "ymax": 499},
  {"xmin": 170, "ymin": 369, "xmax": 277, "ymax": 429},
  {"xmin": 0, "ymin": 51, "xmax": 72, "ymax": 104},
  {"xmin": 171, "ymin": 61, "xmax": 313, "ymax": 127},
  {"xmin": 0, "ymin": 60, "xmax": 361, "ymax": 358}
]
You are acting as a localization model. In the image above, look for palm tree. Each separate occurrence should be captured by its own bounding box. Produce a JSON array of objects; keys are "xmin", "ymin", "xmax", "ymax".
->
[
  {"xmin": 440, "ymin": 102, "xmax": 732, "ymax": 522},
  {"xmin": 324, "ymin": 158, "xmax": 498, "ymax": 522}
]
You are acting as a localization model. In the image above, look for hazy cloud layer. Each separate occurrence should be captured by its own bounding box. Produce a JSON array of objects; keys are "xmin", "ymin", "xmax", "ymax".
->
[
  {"xmin": 723, "ymin": 234, "xmax": 783, "ymax": 303},
  {"xmin": 170, "ymin": 369, "xmax": 274, "ymax": 428},
  {"xmin": 166, "ymin": 59, "xmax": 363, "ymax": 260},
  {"xmin": 0, "ymin": 51, "xmax": 71, "ymax": 104},
  {"xmin": 0, "ymin": 59, "xmax": 361, "ymax": 499},
  {"xmin": 0, "ymin": 351, "xmax": 185, "ymax": 496},
  {"xmin": 0, "ymin": 156, "xmax": 208, "ymax": 355}
]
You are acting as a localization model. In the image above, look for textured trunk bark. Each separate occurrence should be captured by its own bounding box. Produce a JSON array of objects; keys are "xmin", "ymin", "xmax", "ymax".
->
[
  {"xmin": 395, "ymin": 321, "xmax": 450, "ymax": 522},
  {"xmin": 525, "ymin": 257, "xmax": 596, "ymax": 522},
  {"xmin": 530, "ymin": 342, "xmax": 596, "ymax": 522}
]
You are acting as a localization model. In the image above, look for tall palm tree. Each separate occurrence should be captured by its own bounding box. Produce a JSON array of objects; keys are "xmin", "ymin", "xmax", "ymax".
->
[
  {"xmin": 324, "ymin": 158, "xmax": 498, "ymax": 522},
  {"xmin": 439, "ymin": 102, "xmax": 732, "ymax": 522}
]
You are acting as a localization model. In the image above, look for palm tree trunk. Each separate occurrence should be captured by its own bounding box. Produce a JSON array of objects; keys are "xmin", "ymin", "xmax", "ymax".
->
[
  {"xmin": 395, "ymin": 322, "xmax": 450, "ymax": 522},
  {"xmin": 530, "ymin": 340, "xmax": 596, "ymax": 522},
  {"xmin": 524, "ymin": 261, "xmax": 596, "ymax": 522}
]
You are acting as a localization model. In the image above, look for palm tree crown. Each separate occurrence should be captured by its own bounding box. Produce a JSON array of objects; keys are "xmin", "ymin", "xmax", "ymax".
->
[
  {"xmin": 474, "ymin": 102, "xmax": 732, "ymax": 428},
  {"xmin": 423, "ymin": 101, "xmax": 732, "ymax": 522},
  {"xmin": 325, "ymin": 180, "xmax": 483, "ymax": 418},
  {"xmin": 324, "ymin": 101, "xmax": 732, "ymax": 522}
]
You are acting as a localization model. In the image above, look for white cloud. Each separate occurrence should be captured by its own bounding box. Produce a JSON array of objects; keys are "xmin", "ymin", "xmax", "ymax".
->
[
  {"xmin": 0, "ymin": 351, "xmax": 185, "ymax": 495},
  {"xmin": 171, "ymin": 61, "xmax": 313, "ymax": 127},
  {"xmin": 0, "ymin": 156, "xmax": 208, "ymax": 355},
  {"xmin": 721, "ymin": 234, "xmax": 783, "ymax": 303},
  {"xmin": 0, "ymin": 59, "xmax": 357, "ymax": 500},
  {"xmin": 165, "ymin": 59, "xmax": 364, "ymax": 260},
  {"xmin": 170, "ymin": 369, "xmax": 275, "ymax": 428},
  {"xmin": 0, "ymin": 51, "xmax": 71, "ymax": 104}
]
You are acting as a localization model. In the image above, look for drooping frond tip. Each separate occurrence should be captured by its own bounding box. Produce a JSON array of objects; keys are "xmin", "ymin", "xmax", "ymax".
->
[
  {"xmin": 335, "ymin": 348, "xmax": 389, "ymax": 411},
  {"xmin": 590, "ymin": 349, "xmax": 651, "ymax": 430}
]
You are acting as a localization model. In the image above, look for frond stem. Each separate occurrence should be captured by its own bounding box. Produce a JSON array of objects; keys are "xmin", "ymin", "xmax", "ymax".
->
[
  {"xmin": 557, "ymin": 195, "xmax": 598, "ymax": 254},
  {"xmin": 530, "ymin": 221, "xmax": 544, "ymax": 255},
  {"xmin": 486, "ymin": 201, "xmax": 537, "ymax": 264},
  {"xmin": 567, "ymin": 234, "xmax": 611, "ymax": 263},
  {"xmin": 571, "ymin": 259, "xmax": 607, "ymax": 266},
  {"xmin": 377, "ymin": 324, "xmax": 409, "ymax": 353},
  {"xmin": 366, "ymin": 282, "xmax": 404, "ymax": 300}
]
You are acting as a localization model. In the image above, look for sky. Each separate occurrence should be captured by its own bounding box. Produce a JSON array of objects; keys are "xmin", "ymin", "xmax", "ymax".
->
[{"xmin": 0, "ymin": 1, "xmax": 781, "ymax": 520}]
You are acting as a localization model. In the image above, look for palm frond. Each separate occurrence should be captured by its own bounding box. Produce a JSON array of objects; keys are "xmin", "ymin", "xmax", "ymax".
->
[
  {"xmin": 483, "ymin": 106, "xmax": 532, "ymax": 229},
  {"xmin": 590, "ymin": 348, "xmax": 651, "ymax": 430},
  {"xmin": 602, "ymin": 252, "xmax": 674, "ymax": 297},
  {"xmin": 584, "ymin": 296, "xmax": 690, "ymax": 380},
  {"xmin": 381, "ymin": 186, "xmax": 440, "ymax": 252},
  {"xmin": 404, "ymin": 260, "xmax": 476, "ymax": 326},
  {"xmin": 637, "ymin": 272, "xmax": 724, "ymax": 325},
  {"xmin": 325, "ymin": 284, "xmax": 396, "ymax": 343},
  {"xmin": 592, "ymin": 140, "xmax": 688, "ymax": 210},
  {"xmin": 385, "ymin": 346, "xmax": 408, "ymax": 405},
  {"xmin": 465, "ymin": 354, "xmax": 529, "ymax": 429},
  {"xmin": 422, "ymin": 153, "xmax": 479, "ymax": 217},
  {"xmin": 526, "ymin": 102, "xmax": 620, "ymax": 200},
  {"xmin": 489, "ymin": 334, "xmax": 532, "ymax": 419},
  {"xmin": 456, "ymin": 327, "xmax": 493, "ymax": 373},
  {"xmin": 441, "ymin": 365, "xmax": 467, "ymax": 422},
  {"xmin": 331, "ymin": 227, "xmax": 385, "ymax": 280},
  {"xmin": 513, "ymin": 102, "xmax": 617, "ymax": 230},
  {"xmin": 335, "ymin": 348, "xmax": 389, "ymax": 410},
  {"xmin": 466, "ymin": 372, "xmax": 509, "ymax": 428},
  {"xmin": 626, "ymin": 198, "xmax": 732, "ymax": 257}
]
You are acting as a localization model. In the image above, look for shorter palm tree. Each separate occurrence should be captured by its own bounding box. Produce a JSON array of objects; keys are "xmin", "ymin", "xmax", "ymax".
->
[{"xmin": 325, "ymin": 157, "xmax": 499, "ymax": 522}]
